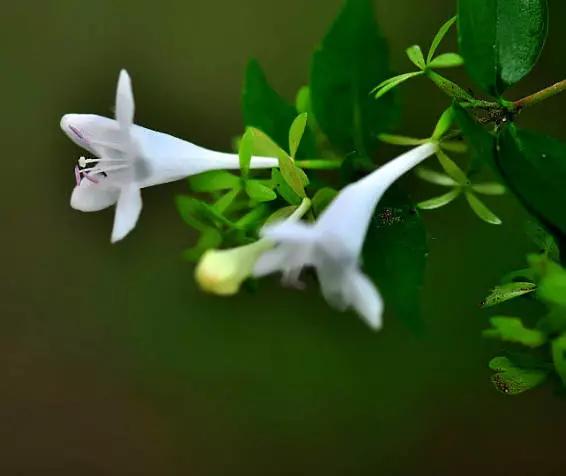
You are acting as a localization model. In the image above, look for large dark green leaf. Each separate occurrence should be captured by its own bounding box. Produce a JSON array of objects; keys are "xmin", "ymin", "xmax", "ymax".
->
[
  {"xmin": 497, "ymin": 125, "xmax": 566, "ymax": 236},
  {"xmin": 458, "ymin": 0, "xmax": 548, "ymax": 95},
  {"xmin": 310, "ymin": 0, "xmax": 398, "ymax": 155},
  {"xmin": 362, "ymin": 187, "xmax": 427, "ymax": 331},
  {"xmin": 454, "ymin": 105, "xmax": 496, "ymax": 169},
  {"xmin": 242, "ymin": 59, "xmax": 315, "ymax": 157}
]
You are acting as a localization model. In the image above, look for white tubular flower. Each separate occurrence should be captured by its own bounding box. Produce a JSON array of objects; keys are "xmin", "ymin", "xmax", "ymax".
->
[
  {"xmin": 254, "ymin": 143, "xmax": 438, "ymax": 330},
  {"xmin": 61, "ymin": 70, "xmax": 278, "ymax": 243},
  {"xmin": 196, "ymin": 199, "xmax": 311, "ymax": 295}
]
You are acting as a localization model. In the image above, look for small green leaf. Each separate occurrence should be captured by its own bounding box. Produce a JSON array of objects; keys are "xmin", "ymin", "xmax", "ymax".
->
[
  {"xmin": 415, "ymin": 167, "xmax": 457, "ymax": 187},
  {"xmin": 484, "ymin": 317, "xmax": 546, "ymax": 348},
  {"xmin": 440, "ymin": 140, "xmax": 468, "ymax": 154},
  {"xmin": 418, "ymin": 188, "xmax": 461, "ymax": 210},
  {"xmin": 272, "ymin": 168, "xmax": 302, "ymax": 206},
  {"xmin": 312, "ymin": 187, "xmax": 338, "ymax": 216},
  {"xmin": 213, "ymin": 189, "xmax": 240, "ymax": 215},
  {"xmin": 498, "ymin": 125, "xmax": 566, "ymax": 236},
  {"xmin": 289, "ymin": 113, "xmax": 308, "ymax": 159},
  {"xmin": 378, "ymin": 133, "xmax": 426, "ymax": 146},
  {"xmin": 481, "ymin": 282, "xmax": 537, "ymax": 308},
  {"xmin": 471, "ymin": 182, "xmax": 506, "ymax": 196},
  {"xmin": 176, "ymin": 196, "xmax": 208, "ymax": 232},
  {"xmin": 525, "ymin": 221, "xmax": 560, "ymax": 261},
  {"xmin": 406, "ymin": 45, "xmax": 426, "ymax": 69},
  {"xmin": 189, "ymin": 171, "xmax": 240, "ymax": 193},
  {"xmin": 248, "ymin": 127, "xmax": 284, "ymax": 158},
  {"xmin": 489, "ymin": 356, "xmax": 515, "ymax": 372},
  {"xmin": 245, "ymin": 180, "xmax": 277, "ymax": 203},
  {"xmin": 458, "ymin": 0, "xmax": 549, "ymax": 95},
  {"xmin": 427, "ymin": 16, "xmax": 457, "ymax": 64},
  {"xmin": 465, "ymin": 192, "xmax": 502, "ymax": 225},
  {"xmin": 373, "ymin": 72, "xmax": 423, "ymax": 99},
  {"xmin": 432, "ymin": 107, "xmax": 455, "ymax": 141},
  {"xmin": 239, "ymin": 129, "xmax": 254, "ymax": 178},
  {"xmin": 491, "ymin": 367, "xmax": 547, "ymax": 395},
  {"xmin": 295, "ymin": 86, "xmax": 310, "ymax": 114},
  {"xmin": 552, "ymin": 334, "xmax": 566, "ymax": 386},
  {"xmin": 428, "ymin": 53, "xmax": 464, "ymax": 69},
  {"xmin": 436, "ymin": 149, "xmax": 468, "ymax": 184}
]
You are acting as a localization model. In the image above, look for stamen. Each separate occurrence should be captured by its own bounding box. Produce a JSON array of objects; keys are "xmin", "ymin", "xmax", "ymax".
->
[
  {"xmin": 80, "ymin": 164, "xmax": 129, "ymax": 175},
  {"xmin": 78, "ymin": 156, "xmax": 88, "ymax": 168},
  {"xmin": 74, "ymin": 166, "xmax": 81, "ymax": 186}
]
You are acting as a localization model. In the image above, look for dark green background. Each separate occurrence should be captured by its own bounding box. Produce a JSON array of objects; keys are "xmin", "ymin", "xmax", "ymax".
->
[{"xmin": 3, "ymin": 0, "xmax": 566, "ymax": 474}]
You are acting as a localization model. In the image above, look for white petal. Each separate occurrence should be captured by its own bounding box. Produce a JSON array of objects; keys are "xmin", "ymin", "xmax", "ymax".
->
[
  {"xmin": 345, "ymin": 270, "xmax": 383, "ymax": 330},
  {"xmin": 61, "ymin": 114, "xmax": 123, "ymax": 158},
  {"xmin": 71, "ymin": 180, "xmax": 120, "ymax": 212},
  {"xmin": 116, "ymin": 70, "xmax": 135, "ymax": 131},
  {"xmin": 260, "ymin": 220, "xmax": 318, "ymax": 244},
  {"xmin": 253, "ymin": 247, "xmax": 289, "ymax": 278},
  {"xmin": 111, "ymin": 185, "xmax": 142, "ymax": 243}
]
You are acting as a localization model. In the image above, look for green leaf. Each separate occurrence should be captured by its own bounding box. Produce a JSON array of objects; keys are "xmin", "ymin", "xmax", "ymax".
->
[
  {"xmin": 415, "ymin": 167, "xmax": 457, "ymax": 187},
  {"xmin": 538, "ymin": 270, "xmax": 566, "ymax": 307},
  {"xmin": 552, "ymin": 334, "xmax": 566, "ymax": 386},
  {"xmin": 311, "ymin": 0, "xmax": 399, "ymax": 153},
  {"xmin": 213, "ymin": 189, "xmax": 240, "ymax": 215},
  {"xmin": 440, "ymin": 140, "xmax": 468, "ymax": 154},
  {"xmin": 484, "ymin": 317, "xmax": 546, "ymax": 348},
  {"xmin": 245, "ymin": 180, "xmax": 277, "ymax": 203},
  {"xmin": 481, "ymin": 282, "xmax": 537, "ymax": 308},
  {"xmin": 406, "ymin": 45, "xmax": 426, "ymax": 70},
  {"xmin": 436, "ymin": 149, "xmax": 468, "ymax": 184},
  {"xmin": 182, "ymin": 227, "xmax": 223, "ymax": 262},
  {"xmin": 432, "ymin": 107, "xmax": 455, "ymax": 141},
  {"xmin": 289, "ymin": 113, "xmax": 308, "ymax": 159},
  {"xmin": 491, "ymin": 365, "xmax": 547, "ymax": 395},
  {"xmin": 265, "ymin": 205, "xmax": 299, "ymax": 225},
  {"xmin": 295, "ymin": 86, "xmax": 310, "ymax": 114},
  {"xmin": 373, "ymin": 72, "xmax": 423, "ymax": 100},
  {"xmin": 427, "ymin": 16, "xmax": 457, "ymax": 64},
  {"xmin": 418, "ymin": 188, "xmax": 461, "ymax": 210},
  {"xmin": 458, "ymin": 0, "xmax": 549, "ymax": 95},
  {"xmin": 189, "ymin": 171, "xmax": 240, "ymax": 193},
  {"xmin": 498, "ymin": 125, "xmax": 566, "ymax": 236},
  {"xmin": 363, "ymin": 187, "xmax": 427, "ymax": 331},
  {"xmin": 453, "ymin": 105, "xmax": 497, "ymax": 171},
  {"xmin": 465, "ymin": 192, "xmax": 502, "ymax": 225},
  {"xmin": 312, "ymin": 187, "xmax": 338, "ymax": 216},
  {"xmin": 176, "ymin": 196, "xmax": 208, "ymax": 231},
  {"xmin": 272, "ymin": 168, "xmax": 302, "ymax": 206},
  {"xmin": 239, "ymin": 129, "xmax": 253, "ymax": 178},
  {"xmin": 428, "ymin": 53, "xmax": 464, "ymax": 69},
  {"xmin": 248, "ymin": 127, "xmax": 284, "ymax": 158},
  {"xmin": 378, "ymin": 133, "xmax": 426, "ymax": 146},
  {"xmin": 243, "ymin": 59, "xmax": 315, "ymax": 157},
  {"xmin": 471, "ymin": 182, "xmax": 506, "ymax": 196}
]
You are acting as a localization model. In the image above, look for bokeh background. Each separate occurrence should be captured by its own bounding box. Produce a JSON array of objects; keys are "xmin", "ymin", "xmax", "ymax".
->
[{"xmin": 3, "ymin": 0, "xmax": 566, "ymax": 474}]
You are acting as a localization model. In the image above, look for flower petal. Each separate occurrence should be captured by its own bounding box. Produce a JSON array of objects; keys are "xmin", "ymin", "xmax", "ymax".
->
[
  {"xmin": 70, "ymin": 180, "xmax": 120, "ymax": 212},
  {"xmin": 260, "ymin": 220, "xmax": 318, "ymax": 244},
  {"xmin": 61, "ymin": 114, "xmax": 123, "ymax": 158},
  {"xmin": 253, "ymin": 247, "xmax": 289, "ymax": 278},
  {"xmin": 116, "ymin": 70, "xmax": 135, "ymax": 131},
  {"xmin": 111, "ymin": 185, "xmax": 142, "ymax": 243}
]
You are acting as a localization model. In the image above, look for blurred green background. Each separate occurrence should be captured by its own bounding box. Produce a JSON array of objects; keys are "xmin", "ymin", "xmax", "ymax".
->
[{"xmin": 3, "ymin": 0, "xmax": 566, "ymax": 474}]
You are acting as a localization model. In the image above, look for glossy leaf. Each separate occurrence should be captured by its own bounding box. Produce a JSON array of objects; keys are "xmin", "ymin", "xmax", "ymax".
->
[
  {"xmin": 427, "ymin": 16, "xmax": 457, "ymax": 64},
  {"xmin": 311, "ymin": 0, "xmax": 398, "ymax": 153},
  {"xmin": 363, "ymin": 187, "xmax": 427, "ymax": 331},
  {"xmin": 481, "ymin": 282, "xmax": 537, "ymax": 308},
  {"xmin": 458, "ymin": 0, "xmax": 548, "ymax": 95},
  {"xmin": 498, "ymin": 125, "xmax": 566, "ymax": 236},
  {"xmin": 453, "ymin": 105, "xmax": 497, "ymax": 171}
]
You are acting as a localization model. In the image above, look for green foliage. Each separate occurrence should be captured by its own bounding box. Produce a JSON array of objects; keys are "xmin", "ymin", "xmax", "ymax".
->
[
  {"xmin": 243, "ymin": 59, "xmax": 315, "ymax": 157},
  {"xmin": 311, "ymin": 0, "xmax": 398, "ymax": 154},
  {"xmin": 484, "ymin": 317, "xmax": 546, "ymax": 347},
  {"xmin": 427, "ymin": 16, "xmax": 457, "ymax": 64},
  {"xmin": 481, "ymin": 282, "xmax": 536, "ymax": 308},
  {"xmin": 498, "ymin": 125, "xmax": 566, "ymax": 236},
  {"xmin": 458, "ymin": 0, "xmax": 548, "ymax": 95},
  {"xmin": 489, "ymin": 356, "xmax": 548, "ymax": 395},
  {"xmin": 363, "ymin": 188, "xmax": 428, "ymax": 331}
]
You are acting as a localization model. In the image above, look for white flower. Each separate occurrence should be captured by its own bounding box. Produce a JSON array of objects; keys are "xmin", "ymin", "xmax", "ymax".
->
[
  {"xmin": 195, "ymin": 199, "xmax": 311, "ymax": 295},
  {"xmin": 61, "ymin": 70, "xmax": 278, "ymax": 243},
  {"xmin": 254, "ymin": 143, "xmax": 438, "ymax": 330}
]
